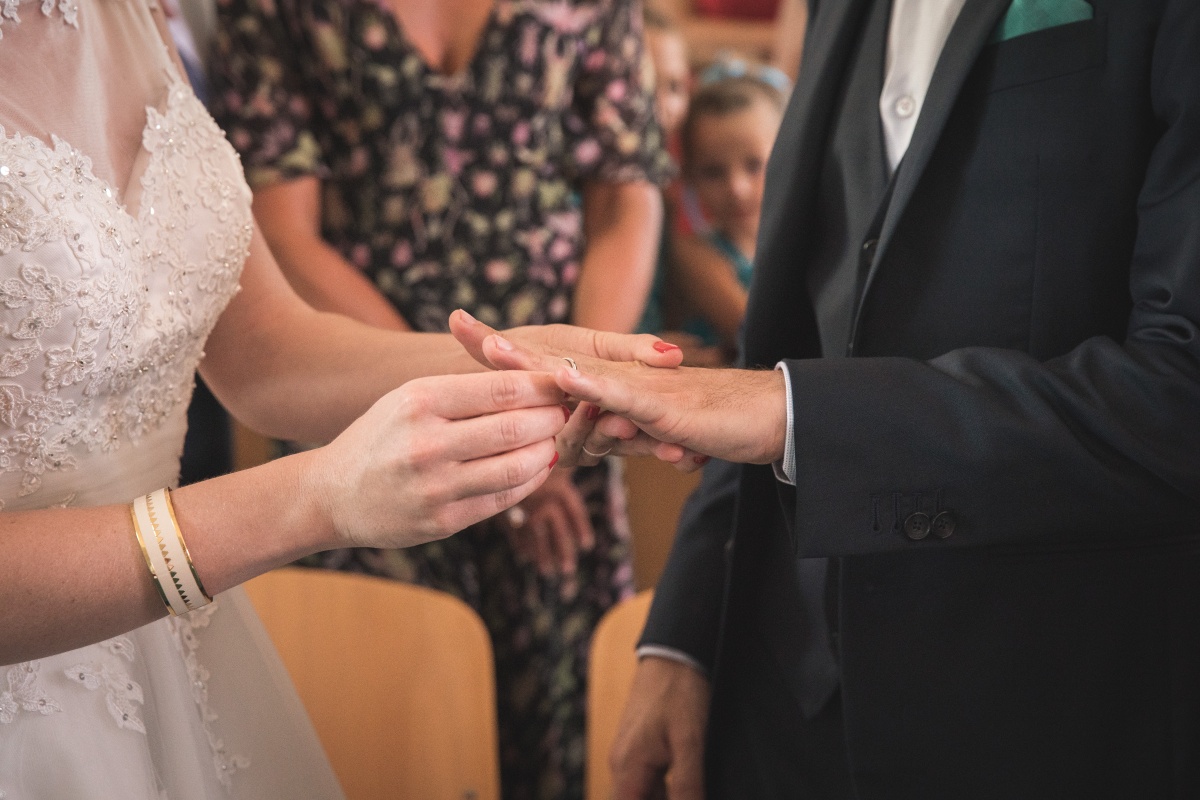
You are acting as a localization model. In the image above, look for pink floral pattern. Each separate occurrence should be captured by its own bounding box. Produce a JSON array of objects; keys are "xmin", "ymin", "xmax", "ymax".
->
[{"xmin": 210, "ymin": 0, "xmax": 670, "ymax": 332}]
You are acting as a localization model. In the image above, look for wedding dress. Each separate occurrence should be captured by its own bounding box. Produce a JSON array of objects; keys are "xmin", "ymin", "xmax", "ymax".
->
[{"xmin": 0, "ymin": 1, "xmax": 345, "ymax": 796}]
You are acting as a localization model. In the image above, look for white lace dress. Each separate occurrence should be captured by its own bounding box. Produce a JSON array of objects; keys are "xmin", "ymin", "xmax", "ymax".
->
[{"xmin": 0, "ymin": 1, "xmax": 345, "ymax": 797}]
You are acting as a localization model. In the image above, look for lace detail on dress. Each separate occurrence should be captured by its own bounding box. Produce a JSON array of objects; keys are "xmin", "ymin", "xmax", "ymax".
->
[
  {"xmin": 0, "ymin": 0, "xmax": 79, "ymax": 39},
  {"xmin": 0, "ymin": 661, "xmax": 63, "ymax": 723},
  {"xmin": 63, "ymin": 661, "xmax": 147, "ymax": 732},
  {"xmin": 60, "ymin": 633, "xmax": 146, "ymax": 732},
  {"xmin": 0, "ymin": 76, "xmax": 251, "ymax": 500},
  {"xmin": 170, "ymin": 602, "xmax": 251, "ymax": 789}
]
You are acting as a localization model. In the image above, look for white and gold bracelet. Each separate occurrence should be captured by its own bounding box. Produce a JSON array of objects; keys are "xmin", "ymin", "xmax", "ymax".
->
[{"xmin": 130, "ymin": 488, "xmax": 212, "ymax": 616}]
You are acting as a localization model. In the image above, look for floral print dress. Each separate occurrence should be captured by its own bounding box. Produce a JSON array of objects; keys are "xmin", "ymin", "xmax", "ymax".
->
[{"xmin": 209, "ymin": 1, "xmax": 669, "ymax": 797}]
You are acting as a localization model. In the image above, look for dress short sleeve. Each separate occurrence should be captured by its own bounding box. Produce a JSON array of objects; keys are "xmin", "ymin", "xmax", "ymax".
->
[
  {"xmin": 564, "ymin": 0, "xmax": 673, "ymax": 185},
  {"xmin": 207, "ymin": 0, "xmax": 328, "ymax": 188}
]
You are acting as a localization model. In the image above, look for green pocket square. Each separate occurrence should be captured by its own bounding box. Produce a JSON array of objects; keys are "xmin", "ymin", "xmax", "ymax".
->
[{"xmin": 989, "ymin": 0, "xmax": 1094, "ymax": 44}]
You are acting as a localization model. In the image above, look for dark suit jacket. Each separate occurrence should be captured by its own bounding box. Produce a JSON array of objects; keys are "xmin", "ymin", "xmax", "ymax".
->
[{"xmin": 643, "ymin": 0, "xmax": 1200, "ymax": 796}]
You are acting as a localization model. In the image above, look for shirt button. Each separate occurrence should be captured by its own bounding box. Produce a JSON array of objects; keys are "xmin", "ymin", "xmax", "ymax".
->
[{"xmin": 894, "ymin": 95, "xmax": 916, "ymax": 118}]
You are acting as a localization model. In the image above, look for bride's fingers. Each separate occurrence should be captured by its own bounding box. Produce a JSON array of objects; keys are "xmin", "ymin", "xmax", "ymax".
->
[
  {"xmin": 482, "ymin": 333, "xmax": 562, "ymax": 373},
  {"xmin": 449, "ymin": 438, "xmax": 559, "ymax": 501},
  {"xmin": 445, "ymin": 459, "xmax": 555, "ymax": 534},
  {"xmin": 448, "ymin": 308, "xmax": 500, "ymax": 368},
  {"xmin": 418, "ymin": 369, "xmax": 564, "ymax": 420},
  {"xmin": 440, "ymin": 405, "xmax": 569, "ymax": 462},
  {"xmin": 585, "ymin": 329, "xmax": 684, "ymax": 369}
]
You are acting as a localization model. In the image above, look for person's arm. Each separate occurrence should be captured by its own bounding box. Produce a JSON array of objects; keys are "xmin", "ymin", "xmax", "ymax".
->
[
  {"xmin": 669, "ymin": 233, "xmax": 749, "ymax": 350},
  {"xmin": 1, "ymin": 215, "xmax": 691, "ymax": 665},
  {"xmin": 572, "ymin": 180, "xmax": 663, "ymax": 333},
  {"xmin": 772, "ymin": 0, "xmax": 809, "ymax": 81},
  {"xmin": 0, "ymin": 225, "xmax": 573, "ymax": 664},
  {"xmin": 251, "ymin": 177, "xmax": 411, "ymax": 330}
]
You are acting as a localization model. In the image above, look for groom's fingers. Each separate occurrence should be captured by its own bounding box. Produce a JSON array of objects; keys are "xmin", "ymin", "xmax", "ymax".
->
[{"xmin": 554, "ymin": 363, "xmax": 668, "ymax": 432}]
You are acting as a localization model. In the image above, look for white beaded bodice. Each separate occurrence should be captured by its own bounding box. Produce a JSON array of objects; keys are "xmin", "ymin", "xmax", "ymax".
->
[{"xmin": 0, "ymin": 77, "xmax": 251, "ymax": 510}]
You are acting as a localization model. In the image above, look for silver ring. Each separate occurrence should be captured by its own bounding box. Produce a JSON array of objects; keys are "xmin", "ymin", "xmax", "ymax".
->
[
  {"xmin": 561, "ymin": 356, "xmax": 578, "ymax": 370},
  {"xmin": 581, "ymin": 445, "xmax": 612, "ymax": 459}
]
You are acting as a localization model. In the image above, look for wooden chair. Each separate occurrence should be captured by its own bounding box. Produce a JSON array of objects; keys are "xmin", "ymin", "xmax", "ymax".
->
[
  {"xmin": 585, "ymin": 590, "xmax": 655, "ymax": 800},
  {"xmin": 622, "ymin": 455, "xmax": 702, "ymax": 590},
  {"xmin": 244, "ymin": 568, "xmax": 500, "ymax": 800}
]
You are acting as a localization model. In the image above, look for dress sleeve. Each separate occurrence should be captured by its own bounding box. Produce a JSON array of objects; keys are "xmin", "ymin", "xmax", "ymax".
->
[
  {"xmin": 207, "ymin": 0, "xmax": 327, "ymax": 188},
  {"xmin": 563, "ymin": 0, "xmax": 674, "ymax": 185}
]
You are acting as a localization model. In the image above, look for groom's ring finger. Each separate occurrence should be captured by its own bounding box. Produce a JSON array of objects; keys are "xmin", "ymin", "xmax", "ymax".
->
[{"xmin": 581, "ymin": 444, "xmax": 611, "ymax": 459}]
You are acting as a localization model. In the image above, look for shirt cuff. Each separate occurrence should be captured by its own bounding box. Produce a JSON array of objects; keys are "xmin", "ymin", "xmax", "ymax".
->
[
  {"xmin": 772, "ymin": 361, "xmax": 797, "ymax": 485},
  {"xmin": 636, "ymin": 645, "xmax": 710, "ymax": 677}
]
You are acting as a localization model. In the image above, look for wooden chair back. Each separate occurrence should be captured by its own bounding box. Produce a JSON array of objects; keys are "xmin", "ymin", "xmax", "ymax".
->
[
  {"xmin": 244, "ymin": 568, "xmax": 500, "ymax": 800},
  {"xmin": 585, "ymin": 590, "xmax": 655, "ymax": 800}
]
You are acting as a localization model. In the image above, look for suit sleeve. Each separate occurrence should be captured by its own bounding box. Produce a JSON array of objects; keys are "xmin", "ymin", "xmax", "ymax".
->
[
  {"xmin": 782, "ymin": 0, "xmax": 1200, "ymax": 558},
  {"xmin": 638, "ymin": 458, "xmax": 741, "ymax": 671}
]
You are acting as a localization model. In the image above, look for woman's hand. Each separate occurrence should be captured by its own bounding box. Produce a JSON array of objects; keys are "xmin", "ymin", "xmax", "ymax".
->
[
  {"xmin": 303, "ymin": 369, "xmax": 569, "ymax": 550},
  {"xmin": 449, "ymin": 309, "xmax": 685, "ymax": 372},
  {"xmin": 500, "ymin": 467, "xmax": 596, "ymax": 577}
]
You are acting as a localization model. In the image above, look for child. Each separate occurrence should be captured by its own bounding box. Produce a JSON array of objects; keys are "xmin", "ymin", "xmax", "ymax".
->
[{"xmin": 667, "ymin": 59, "xmax": 789, "ymax": 360}]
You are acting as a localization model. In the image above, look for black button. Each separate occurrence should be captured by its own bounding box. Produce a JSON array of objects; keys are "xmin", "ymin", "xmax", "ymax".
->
[
  {"xmin": 932, "ymin": 511, "xmax": 957, "ymax": 539},
  {"xmin": 903, "ymin": 512, "xmax": 930, "ymax": 540}
]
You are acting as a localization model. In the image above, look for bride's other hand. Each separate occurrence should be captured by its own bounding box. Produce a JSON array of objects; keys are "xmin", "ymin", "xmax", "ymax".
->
[
  {"xmin": 479, "ymin": 335, "xmax": 787, "ymax": 466},
  {"xmin": 448, "ymin": 309, "xmax": 684, "ymax": 372},
  {"xmin": 305, "ymin": 370, "xmax": 568, "ymax": 549}
]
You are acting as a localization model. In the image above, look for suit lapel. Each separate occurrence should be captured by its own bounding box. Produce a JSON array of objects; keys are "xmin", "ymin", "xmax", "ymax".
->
[
  {"xmin": 743, "ymin": 0, "xmax": 872, "ymax": 367},
  {"xmin": 853, "ymin": 0, "xmax": 1012, "ymax": 330}
]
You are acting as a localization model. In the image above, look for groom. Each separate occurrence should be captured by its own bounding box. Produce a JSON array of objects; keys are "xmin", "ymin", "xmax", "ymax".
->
[{"xmin": 583, "ymin": 0, "xmax": 1200, "ymax": 797}]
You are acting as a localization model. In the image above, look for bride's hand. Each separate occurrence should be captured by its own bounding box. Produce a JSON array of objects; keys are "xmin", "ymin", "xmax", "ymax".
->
[
  {"xmin": 448, "ymin": 309, "xmax": 685, "ymax": 372},
  {"xmin": 303, "ymin": 370, "xmax": 569, "ymax": 549},
  {"xmin": 478, "ymin": 335, "xmax": 789, "ymax": 467}
]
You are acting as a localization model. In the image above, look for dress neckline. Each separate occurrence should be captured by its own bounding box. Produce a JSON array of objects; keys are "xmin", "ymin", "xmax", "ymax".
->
[
  {"xmin": 0, "ymin": 73, "xmax": 190, "ymax": 226},
  {"xmin": 375, "ymin": 0, "xmax": 500, "ymax": 83}
]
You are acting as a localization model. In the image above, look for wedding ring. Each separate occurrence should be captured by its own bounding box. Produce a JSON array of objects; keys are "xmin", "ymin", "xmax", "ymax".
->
[
  {"xmin": 561, "ymin": 356, "xmax": 578, "ymax": 370},
  {"xmin": 581, "ymin": 445, "xmax": 612, "ymax": 459},
  {"xmin": 504, "ymin": 505, "xmax": 528, "ymax": 528}
]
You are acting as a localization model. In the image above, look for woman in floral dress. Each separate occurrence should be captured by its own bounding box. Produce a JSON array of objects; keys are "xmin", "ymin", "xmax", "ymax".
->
[{"xmin": 209, "ymin": 0, "xmax": 671, "ymax": 796}]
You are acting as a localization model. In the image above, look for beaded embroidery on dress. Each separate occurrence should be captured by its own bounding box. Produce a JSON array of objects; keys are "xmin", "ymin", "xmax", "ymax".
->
[{"xmin": 0, "ymin": 1, "xmax": 344, "ymax": 797}]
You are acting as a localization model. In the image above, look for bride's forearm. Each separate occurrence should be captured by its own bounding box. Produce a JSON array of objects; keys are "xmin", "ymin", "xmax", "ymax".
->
[
  {"xmin": 204, "ymin": 305, "xmax": 480, "ymax": 443},
  {"xmin": 199, "ymin": 227, "xmax": 483, "ymax": 443},
  {"xmin": 1, "ymin": 367, "xmax": 566, "ymax": 665},
  {"xmin": 0, "ymin": 453, "xmax": 326, "ymax": 666}
]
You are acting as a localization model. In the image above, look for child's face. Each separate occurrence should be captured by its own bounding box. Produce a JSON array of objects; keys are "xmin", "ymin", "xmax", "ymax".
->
[
  {"xmin": 648, "ymin": 30, "xmax": 690, "ymax": 136},
  {"xmin": 687, "ymin": 98, "xmax": 781, "ymax": 242}
]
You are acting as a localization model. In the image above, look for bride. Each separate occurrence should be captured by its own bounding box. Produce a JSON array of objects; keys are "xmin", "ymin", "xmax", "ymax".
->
[{"xmin": 0, "ymin": 1, "xmax": 681, "ymax": 797}]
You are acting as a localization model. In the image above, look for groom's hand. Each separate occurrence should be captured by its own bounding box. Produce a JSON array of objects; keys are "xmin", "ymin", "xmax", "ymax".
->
[
  {"xmin": 611, "ymin": 656, "xmax": 711, "ymax": 800},
  {"xmin": 475, "ymin": 331, "xmax": 788, "ymax": 466}
]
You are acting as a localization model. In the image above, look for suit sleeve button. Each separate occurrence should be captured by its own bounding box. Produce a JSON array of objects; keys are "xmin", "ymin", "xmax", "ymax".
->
[
  {"xmin": 932, "ymin": 511, "xmax": 957, "ymax": 539},
  {"xmin": 903, "ymin": 512, "xmax": 931, "ymax": 540}
]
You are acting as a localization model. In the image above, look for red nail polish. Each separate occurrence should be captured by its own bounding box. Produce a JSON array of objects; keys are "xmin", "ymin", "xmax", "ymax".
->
[
  {"xmin": 549, "ymin": 452, "xmax": 560, "ymax": 469},
  {"xmin": 693, "ymin": 455, "xmax": 710, "ymax": 466},
  {"xmin": 652, "ymin": 341, "xmax": 681, "ymax": 353},
  {"xmin": 586, "ymin": 404, "xmax": 601, "ymax": 421},
  {"xmin": 561, "ymin": 405, "xmax": 571, "ymax": 423}
]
